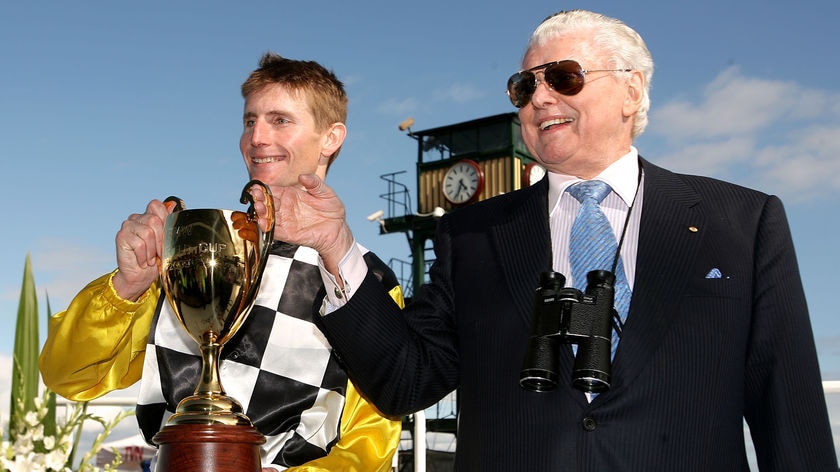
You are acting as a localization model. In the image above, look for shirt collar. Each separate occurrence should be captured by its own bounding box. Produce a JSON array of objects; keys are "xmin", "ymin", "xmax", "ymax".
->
[{"xmin": 548, "ymin": 146, "xmax": 640, "ymax": 213}]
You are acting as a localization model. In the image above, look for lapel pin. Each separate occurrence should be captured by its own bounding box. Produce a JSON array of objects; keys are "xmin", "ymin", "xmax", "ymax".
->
[{"xmin": 688, "ymin": 226, "xmax": 699, "ymax": 233}]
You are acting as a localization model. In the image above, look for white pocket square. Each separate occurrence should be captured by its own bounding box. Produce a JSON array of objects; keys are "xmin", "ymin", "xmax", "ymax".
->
[{"xmin": 705, "ymin": 268, "xmax": 722, "ymax": 279}]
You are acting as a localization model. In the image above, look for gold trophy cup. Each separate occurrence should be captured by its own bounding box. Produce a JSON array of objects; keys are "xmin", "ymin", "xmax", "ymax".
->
[{"xmin": 152, "ymin": 180, "xmax": 274, "ymax": 472}]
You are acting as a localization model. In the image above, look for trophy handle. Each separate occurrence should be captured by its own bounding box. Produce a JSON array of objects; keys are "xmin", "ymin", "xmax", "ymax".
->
[
  {"xmin": 239, "ymin": 180, "xmax": 276, "ymax": 244},
  {"xmin": 157, "ymin": 196, "xmax": 185, "ymax": 281},
  {"xmin": 163, "ymin": 196, "xmax": 186, "ymax": 212},
  {"xmin": 237, "ymin": 180, "xmax": 276, "ymax": 328}
]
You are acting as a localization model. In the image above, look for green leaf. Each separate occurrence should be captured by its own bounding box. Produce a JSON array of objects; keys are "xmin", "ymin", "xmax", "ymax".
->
[
  {"xmin": 8, "ymin": 253, "xmax": 40, "ymax": 443},
  {"xmin": 43, "ymin": 292, "xmax": 58, "ymax": 439}
]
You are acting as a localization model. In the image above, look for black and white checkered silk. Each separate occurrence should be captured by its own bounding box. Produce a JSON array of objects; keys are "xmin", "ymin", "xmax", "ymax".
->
[{"xmin": 136, "ymin": 242, "xmax": 347, "ymax": 469}]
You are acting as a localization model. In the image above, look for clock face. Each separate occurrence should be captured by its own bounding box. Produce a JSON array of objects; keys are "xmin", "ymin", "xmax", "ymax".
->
[
  {"xmin": 523, "ymin": 162, "xmax": 547, "ymax": 186},
  {"xmin": 442, "ymin": 159, "xmax": 484, "ymax": 205}
]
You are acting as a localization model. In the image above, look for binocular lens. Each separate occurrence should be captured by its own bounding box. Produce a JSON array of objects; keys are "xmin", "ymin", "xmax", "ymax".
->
[
  {"xmin": 572, "ymin": 371, "xmax": 610, "ymax": 393},
  {"xmin": 519, "ymin": 336, "xmax": 559, "ymax": 391}
]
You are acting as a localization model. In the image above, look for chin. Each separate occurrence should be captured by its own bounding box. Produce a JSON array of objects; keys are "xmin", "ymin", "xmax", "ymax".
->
[{"xmin": 247, "ymin": 168, "xmax": 277, "ymax": 183}]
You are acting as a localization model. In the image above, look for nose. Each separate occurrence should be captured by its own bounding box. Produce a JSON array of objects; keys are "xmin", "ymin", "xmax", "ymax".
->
[
  {"xmin": 530, "ymin": 72, "xmax": 556, "ymax": 106},
  {"xmin": 248, "ymin": 119, "xmax": 269, "ymax": 147}
]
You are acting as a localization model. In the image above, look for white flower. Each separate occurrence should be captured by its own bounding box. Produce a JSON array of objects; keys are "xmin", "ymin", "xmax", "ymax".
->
[
  {"xmin": 42, "ymin": 436, "xmax": 56, "ymax": 451},
  {"xmin": 56, "ymin": 434, "xmax": 73, "ymax": 450},
  {"xmin": 44, "ymin": 449, "xmax": 69, "ymax": 471},
  {"xmin": 13, "ymin": 436, "xmax": 33, "ymax": 455},
  {"xmin": 4, "ymin": 389, "xmax": 132, "ymax": 472},
  {"xmin": 32, "ymin": 424, "xmax": 45, "ymax": 442},
  {"xmin": 32, "ymin": 451, "xmax": 49, "ymax": 470},
  {"xmin": 11, "ymin": 451, "xmax": 41, "ymax": 472},
  {"xmin": 24, "ymin": 410, "xmax": 40, "ymax": 427}
]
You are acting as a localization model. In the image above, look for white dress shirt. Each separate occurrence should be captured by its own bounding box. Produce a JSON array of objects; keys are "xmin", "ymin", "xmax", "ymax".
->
[{"xmin": 548, "ymin": 147, "xmax": 643, "ymax": 289}]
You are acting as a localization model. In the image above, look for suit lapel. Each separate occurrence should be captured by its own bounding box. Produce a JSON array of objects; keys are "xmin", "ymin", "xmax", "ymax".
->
[
  {"xmin": 489, "ymin": 178, "xmax": 553, "ymax": 328},
  {"xmin": 605, "ymin": 159, "xmax": 705, "ymax": 395}
]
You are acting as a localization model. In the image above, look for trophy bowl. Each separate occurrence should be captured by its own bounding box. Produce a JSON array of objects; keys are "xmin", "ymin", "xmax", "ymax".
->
[{"xmin": 158, "ymin": 180, "xmax": 274, "ymax": 426}]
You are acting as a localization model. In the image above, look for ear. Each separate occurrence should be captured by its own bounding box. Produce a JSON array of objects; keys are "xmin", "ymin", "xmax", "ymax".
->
[
  {"xmin": 321, "ymin": 122, "xmax": 347, "ymax": 157},
  {"xmin": 622, "ymin": 70, "xmax": 645, "ymax": 118}
]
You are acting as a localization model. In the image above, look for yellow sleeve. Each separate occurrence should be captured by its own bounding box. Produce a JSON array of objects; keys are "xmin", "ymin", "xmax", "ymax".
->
[
  {"xmin": 285, "ymin": 381, "xmax": 401, "ymax": 472},
  {"xmin": 286, "ymin": 282, "xmax": 405, "ymax": 471},
  {"xmin": 38, "ymin": 270, "xmax": 159, "ymax": 401}
]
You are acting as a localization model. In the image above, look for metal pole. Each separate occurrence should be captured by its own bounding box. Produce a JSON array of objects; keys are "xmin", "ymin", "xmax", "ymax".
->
[{"xmin": 413, "ymin": 410, "xmax": 426, "ymax": 472}]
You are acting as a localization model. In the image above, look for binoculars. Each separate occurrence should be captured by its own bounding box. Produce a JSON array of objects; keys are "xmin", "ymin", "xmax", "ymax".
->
[{"xmin": 520, "ymin": 270, "xmax": 619, "ymax": 393}]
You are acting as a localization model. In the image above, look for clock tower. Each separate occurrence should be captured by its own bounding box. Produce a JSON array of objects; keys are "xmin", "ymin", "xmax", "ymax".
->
[{"xmin": 377, "ymin": 112, "xmax": 542, "ymax": 297}]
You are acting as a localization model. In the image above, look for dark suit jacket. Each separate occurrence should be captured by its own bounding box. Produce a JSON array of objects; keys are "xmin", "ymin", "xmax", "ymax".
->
[{"xmin": 319, "ymin": 158, "xmax": 837, "ymax": 471}]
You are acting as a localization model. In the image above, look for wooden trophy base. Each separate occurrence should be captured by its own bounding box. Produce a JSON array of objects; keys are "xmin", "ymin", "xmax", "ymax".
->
[{"xmin": 153, "ymin": 423, "xmax": 265, "ymax": 472}]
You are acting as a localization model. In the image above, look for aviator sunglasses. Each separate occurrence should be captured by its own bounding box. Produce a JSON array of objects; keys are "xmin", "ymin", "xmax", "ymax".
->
[{"xmin": 506, "ymin": 59, "xmax": 632, "ymax": 108}]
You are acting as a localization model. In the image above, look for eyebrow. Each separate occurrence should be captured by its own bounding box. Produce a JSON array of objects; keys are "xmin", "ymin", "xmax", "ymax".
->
[{"xmin": 243, "ymin": 109, "xmax": 295, "ymax": 120}]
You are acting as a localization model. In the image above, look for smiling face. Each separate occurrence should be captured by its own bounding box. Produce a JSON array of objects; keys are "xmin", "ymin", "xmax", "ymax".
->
[
  {"xmin": 517, "ymin": 29, "xmax": 644, "ymax": 179},
  {"xmin": 239, "ymin": 83, "xmax": 344, "ymax": 191}
]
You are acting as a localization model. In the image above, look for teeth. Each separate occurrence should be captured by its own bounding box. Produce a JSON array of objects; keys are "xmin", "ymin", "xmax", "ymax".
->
[
  {"xmin": 253, "ymin": 157, "xmax": 276, "ymax": 164},
  {"xmin": 539, "ymin": 118, "xmax": 573, "ymax": 130}
]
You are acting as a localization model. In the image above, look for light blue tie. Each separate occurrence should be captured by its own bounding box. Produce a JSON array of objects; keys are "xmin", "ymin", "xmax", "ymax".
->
[{"xmin": 567, "ymin": 180, "xmax": 631, "ymax": 359}]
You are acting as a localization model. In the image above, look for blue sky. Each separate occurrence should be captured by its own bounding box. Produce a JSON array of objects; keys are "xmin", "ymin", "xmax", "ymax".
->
[{"xmin": 1, "ymin": 0, "xmax": 838, "ymax": 455}]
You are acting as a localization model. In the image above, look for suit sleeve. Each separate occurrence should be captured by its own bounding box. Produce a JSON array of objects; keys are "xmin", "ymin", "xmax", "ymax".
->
[
  {"xmin": 742, "ymin": 195, "xmax": 837, "ymax": 470},
  {"xmin": 319, "ymin": 219, "xmax": 460, "ymax": 417},
  {"xmin": 38, "ymin": 271, "xmax": 156, "ymax": 401}
]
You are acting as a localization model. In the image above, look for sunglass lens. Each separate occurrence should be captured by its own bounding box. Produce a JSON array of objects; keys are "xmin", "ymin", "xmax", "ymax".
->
[
  {"xmin": 507, "ymin": 71, "xmax": 535, "ymax": 108},
  {"xmin": 544, "ymin": 61, "xmax": 585, "ymax": 95},
  {"xmin": 507, "ymin": 61, "xmax": 587, "ymax": 107}
]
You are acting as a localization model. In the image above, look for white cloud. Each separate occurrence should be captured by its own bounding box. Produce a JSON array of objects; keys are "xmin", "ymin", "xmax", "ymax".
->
[
  {"xmin": 751, "ymin": 125, "xmax": 840, "ymax": 202},
  {"xmin": 375, "ymin": 82, "xmax": 483, "ymax": 117},
  {"xmin": 376, "ymin": 97, "xmax": 419, "ymax": 115},
  {"xmin": 648, "ymin": 67, "xmax": 840, "ymax": 202},
  {"xmin": 650, "ymin": 136, "xmax": 756, "ymax": 179},
  {"xmin": 653, "ymin": 66, "xmax": 840, "ymax": 139},
  {"xmin": 654, "ymin": 73, "xmax": 781, "ymax": 138},
  {"xmin": 433, "ymin": 82, "xmax": 484, "ymax": 104},
  {"xmin": 27, "ymin": 239, "xmax": 114, "ymax": 312}
]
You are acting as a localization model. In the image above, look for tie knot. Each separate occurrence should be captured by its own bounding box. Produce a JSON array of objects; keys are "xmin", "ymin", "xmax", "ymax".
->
[{"xmin": 567, "ymin": 180, "xmax": 612, "ymax": 204}]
